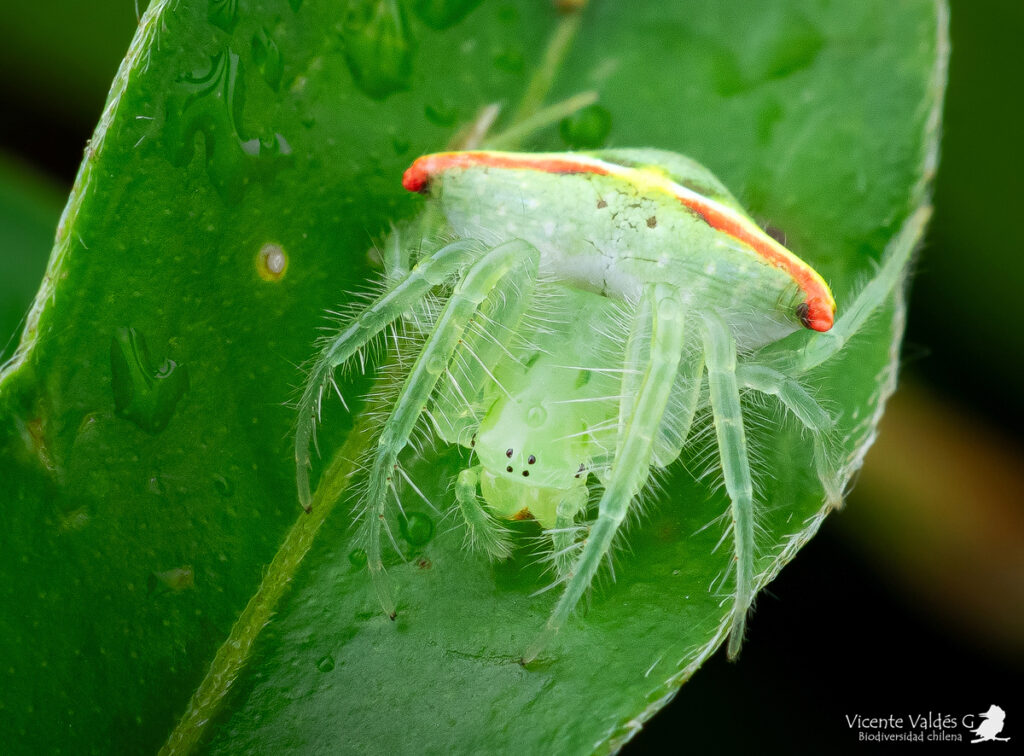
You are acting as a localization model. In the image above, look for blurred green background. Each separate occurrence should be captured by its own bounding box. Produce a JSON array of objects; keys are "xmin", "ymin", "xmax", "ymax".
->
[{"xmin": 1, "ymin": 0, "xmax": 1019, "ymax": 752}]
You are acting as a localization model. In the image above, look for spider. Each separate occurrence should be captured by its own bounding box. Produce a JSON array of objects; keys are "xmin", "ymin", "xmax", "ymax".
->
[{"xmin": 295, "ymin": 148, "xmax": 839, "ymax": 661}]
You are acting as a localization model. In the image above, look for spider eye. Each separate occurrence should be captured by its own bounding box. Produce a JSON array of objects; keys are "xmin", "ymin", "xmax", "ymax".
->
[{"xmin": 795, "ymin": 302, "xmax": 811, "ymax": 329}]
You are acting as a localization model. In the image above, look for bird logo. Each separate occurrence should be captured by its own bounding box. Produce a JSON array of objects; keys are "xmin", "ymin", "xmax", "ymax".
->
[{"xmin": 971, "ymin": 705, "xmax": 1010, "ymax": 744}]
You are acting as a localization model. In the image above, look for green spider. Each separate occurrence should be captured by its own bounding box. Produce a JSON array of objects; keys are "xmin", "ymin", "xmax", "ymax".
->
[{"xmin": 295, "ymin": 148, "xmax": 841, "ymax": 661}]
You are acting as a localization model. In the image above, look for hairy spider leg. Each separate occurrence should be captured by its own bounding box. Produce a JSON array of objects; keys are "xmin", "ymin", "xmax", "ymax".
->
[
  {"xmin": 617, "ymin": 292, "xmax": 705, "ymax": 470},
  {"xmin": 360, "ymin": 240, "xmax": 541, "ymax": 617},
  {"xmin": 444, "ymin": 248, "xmax": 542, "ymax": 559},
  {"xmin": 549, "ymin": 486, "xmax": 589, "ymax": 580},
  {"xmin": 736, "ymin": 364, "xmax": 839, "ymax": 505},
  {"xmin": 432, "ymin": 242, "xmax": 538, "ymax": 447},
  {"xmin": 701, "ymin": 312, "xmax": 756, "ymax": 660},
  {"xmin": 524, "ymin": 283, "xmax": 685, "ymax": 662},
  {"xmin": 295, "ymin": 240, "xmax": 481, "ymax": 512},
  {"xmin": 455, "ymin": 467, "xmax": 513, "ymax": 559}
]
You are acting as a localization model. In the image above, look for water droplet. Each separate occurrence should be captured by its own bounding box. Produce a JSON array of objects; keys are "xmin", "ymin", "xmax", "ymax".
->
[
  {"xmin": 425, "ymin": 100, "xmax": 458, "ymax": 127},
  {"xmin": 60, "ymin": 507, "xmax": 90, "ymax": 532},
  {"xmin": 208, "ymin": 0, "xmax": 238, "ymax": 32},
  {"xmin": 526, "ymin": 405, "xmax": 547, "ymax": 428},
  {"xmin": 559, "ymin": 104, "xmax": 612, "ymax": 149},
  {"xmin": 148, "ymin": 474, "xmax": 166, "ymax": 496},
  {"xmin": 339, "ymin": 0, "xmax": 415, "ymax": 100},
  {"xmin": 400, "ymin": 512, "xmax": 434, "ymax": 546},
  {"xmin": 213, "ymin": 474, "xmax": 234, "ymax": 497},
  {"xmin": 110, "ymin": 327, "xmax": 190, "ymax": 434},
  {"xmin": 493, "ymin": 47, "xmax": 524, "ymax": 73},
  {"xmin": 256, "ymin": 243, "xmax": 289, "ymax": 281},
  {"xmin": 163, "ymin": 51, "xmax": 292, "ymax": 203},
  {"xmin": 251, "ymin": 28, "xmax": 284, "ymax": 91},
  {"xmin": 316, "ymin": 654, "xmax": 335, "ymax": 672},
  {"xmin": 411, "ymin": 0, "xmax": 484, "ymax": 30},
  {"xmin": 348, "ymin": 548, "xmax": 368, "ymax": 568},
  {"xmin": 711, "ymin": 11, "xmax": 823, "ymax": 97},
  {"xmin": 149, "ymin": 566, "xmax": 195, "ymax": 593},
  {"xmin": 392, "ymin": 135, "xmax": 411, "ymax": 154},
  {"xmin": 76, "ymin": 413, "xmax": 99, "ymax": 437}
]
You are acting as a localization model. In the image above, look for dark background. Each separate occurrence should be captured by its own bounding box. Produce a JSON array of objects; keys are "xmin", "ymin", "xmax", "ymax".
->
[{"xmin": 1, "ymin": 1, "xmax": 1020, "ymax": 753}]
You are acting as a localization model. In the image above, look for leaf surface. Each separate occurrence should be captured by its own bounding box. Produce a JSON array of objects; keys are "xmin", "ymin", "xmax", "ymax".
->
[{"xmin": 0, "ymin": 1, "xmax": 946, "ymax": 753}]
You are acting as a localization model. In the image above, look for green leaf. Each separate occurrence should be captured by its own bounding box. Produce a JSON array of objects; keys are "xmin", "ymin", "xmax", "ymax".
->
[{"xmin": 0, "ymin": 1, "xmax": 946, "ymax": 753}]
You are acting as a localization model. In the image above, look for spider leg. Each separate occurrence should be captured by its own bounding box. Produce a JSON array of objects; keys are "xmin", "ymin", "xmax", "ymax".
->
[
  {"xmin": 653, "ymin": 345, "xmax": 704, "ymax": 469},
  {"xmin": 455, "ymin": 466, "xmax": 513, "ymax": 560},
  {"xmin": 360, "ymin": 240, "xmax": 540, "ymax": 617},
  {"xmin": 701, "ymin": 312, "xmax": 756, "ymax": 660},
  {"xmin": 295, "ymin": 239, "xmax": 479, "ymax": 512},
  {"xmin": 432, "ymin": 245, "xmax": 536, "ymax": 446},
  {"xmin": 736, "ymin": 364, "xmax": 840, "ymax": 506},
  {"xmin": 524, "ymin": 284, "xmax": 685, "ymax": 661},
  {"xmin": 616, "ymin": 293, "xmax": 703, "ymax": 469},
  {"xmin": 550, "ymin": 486, "xmax": 589, "ymax": 580}
]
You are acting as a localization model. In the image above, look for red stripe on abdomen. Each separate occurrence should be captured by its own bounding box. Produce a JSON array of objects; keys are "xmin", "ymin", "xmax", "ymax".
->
[
  {"xmin": 678, "ymin": 196, "xmax": 834, "ymax": 332},
  {"xmin": 402, "ymin": 152, "xmax": 609, "ymax": 193}
]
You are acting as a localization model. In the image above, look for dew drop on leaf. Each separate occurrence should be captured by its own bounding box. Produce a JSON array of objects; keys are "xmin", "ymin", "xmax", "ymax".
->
[
  {"xmin": 559, "ymin": 104, "xmax": 612, "ymax": 149},
  {"xmin": 208, "ymin": 0, "xmax": 238, "ymax": 33},
  {"xmin": 110, "ymin": 327, "xmax": 190, "ymax": 434},
  {"xmin": 163, "ymin": 52, "xmax": 292, "ymax": 203},
  {"xmin": 213, "ymin": 474, "xmax": 235, "ymax": 497},
  {"xmin": 400, "ymin": 512, "xmax": 435, "ymax": 546},
  {"xmin": 411, "ymin": 0, "xmax": 484, "ymax": 30},
  {"xmin": 348, "ymin": 548, "xmax": 368, "ymax": 568},
  {"xmin": 251, "ymin": 28, "xmax": 284, "ymax": 91},
  {"xmin": 149, "ymin": 566, "xmax": 195, "ymax": 594},
  {"xmin": 148, "ymin": 474, "xmax": 166, "ymax": 496},
  {"xmin": 339, "ymin": 0, "xmax": 415, "ymax": 100},
  {"xmin": 316, "ymin": 654, "xmax": 336, "ymax": 673},
  {"xmin": 424, "ymin": 100, "xmax": 459, "ymax": 127},
  {"xmin": 59, "ymin": 507, "xmax": 90, "ymax": 533},
  {"xmin": 392, "ymin": 136, "xmax": 411, "ymax": 154}
]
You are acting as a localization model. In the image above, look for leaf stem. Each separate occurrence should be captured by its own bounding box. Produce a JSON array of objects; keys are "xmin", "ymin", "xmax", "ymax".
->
[
  {"xmin": 484, "ymin": 90, "xmax": 598, "ymax": 150},
  {"xmin": 159, "ymin": 412, "xmax": 378, "ymax": 755},
  {"xmin": 510, "ymin": 5, "xmax": 586, "ymax": 126}
]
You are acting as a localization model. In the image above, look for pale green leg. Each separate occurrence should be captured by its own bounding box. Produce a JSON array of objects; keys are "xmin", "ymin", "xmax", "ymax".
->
[
  {"xmin": 550, "ymin": 486, "xmax": 589, "ymax": 580},
  {"xmin": 294, "ymin": 240, "xmax": 479, "ymax": 512},
  {"xmin": 614, "ymin": 289, "xmax": 652, "ymax": 452},
  {"xmin": 615, "ymin": 295, "xmax": 703, "ymax": 469},
  {"xmin": 361, "ymin": 240, "xmax": 540, "ymax": 617},
  {"xmin": 455, "ymin": 467, "xmax": 512, "ymax": 560},
  {"xmin": 652, "ymin": 346, "xmax": 704, "ymax": 469},
  {"xmin": 701, "ymin": 313, "xmax": 755, "ymax": 660},
  {"xmin": 524, "ymin": 284, "xmax": 684, "ymax": 661},
  {"xmin": 432, "ymin": 250, "xmax": 536, "ymax": 445},
  {"xmin": 737, "ymin": 364, "xmax": 840, "ymax": 505}
]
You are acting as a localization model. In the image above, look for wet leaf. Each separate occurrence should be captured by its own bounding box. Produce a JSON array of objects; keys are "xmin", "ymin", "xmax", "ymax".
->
[{"xmin": 0, "ymin": 0, "xmax": 946, "ymax": 753}]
